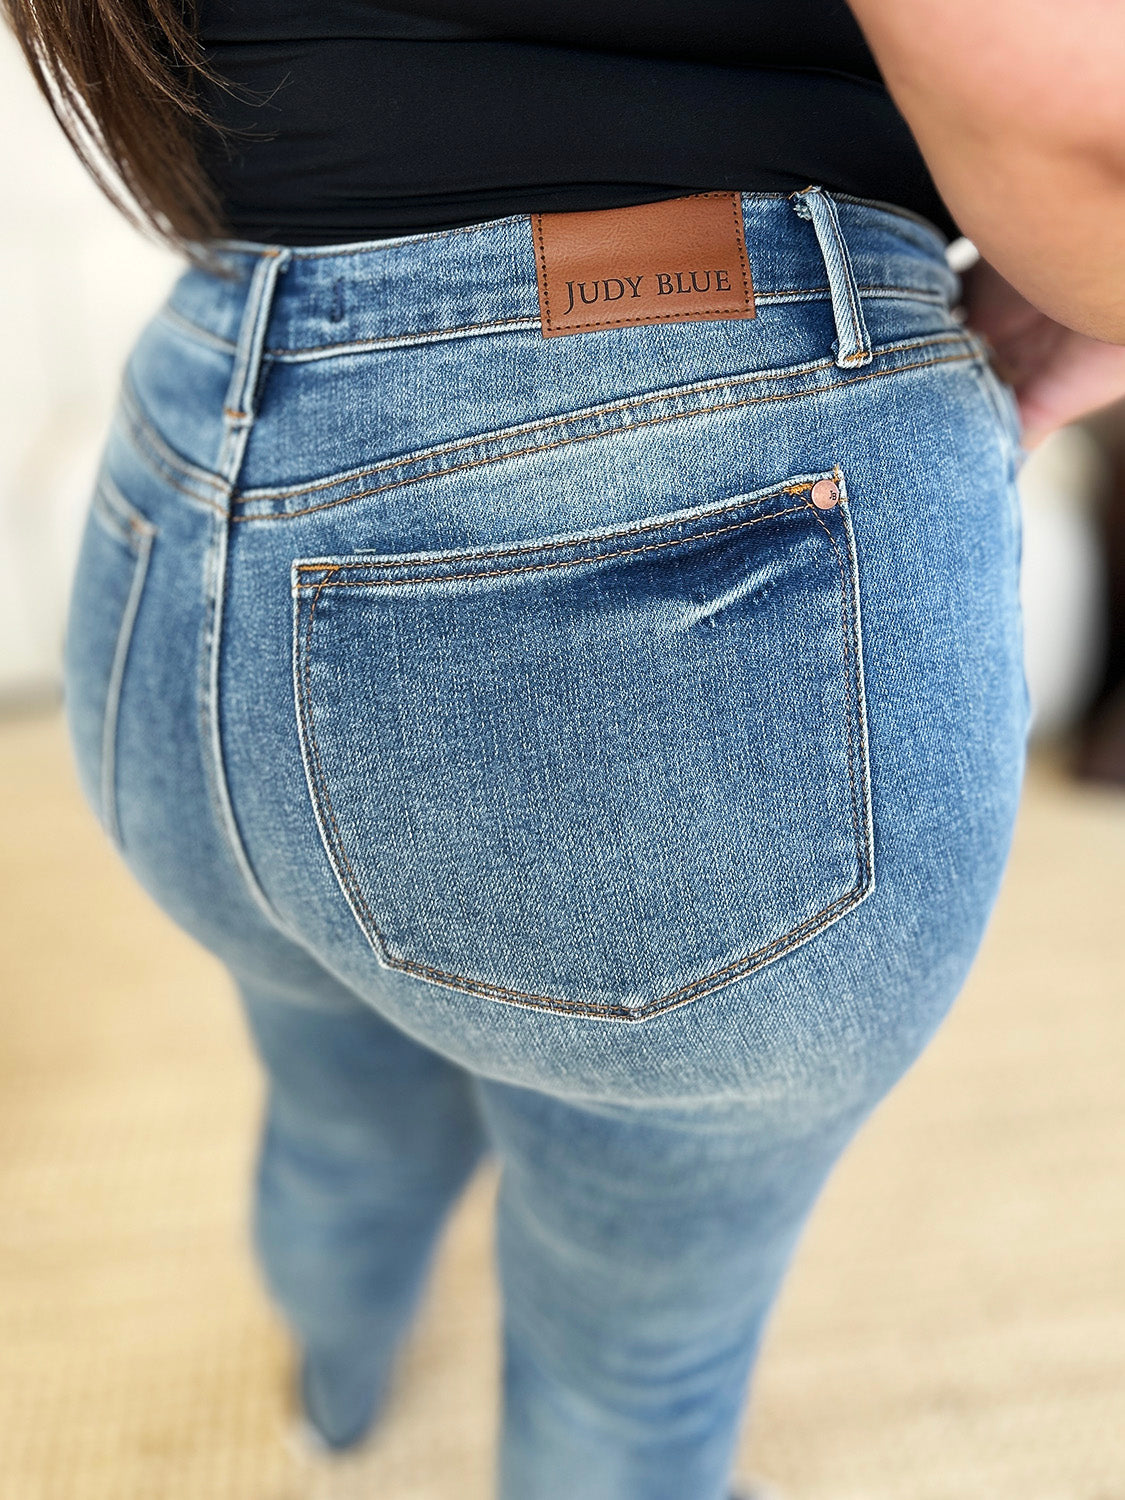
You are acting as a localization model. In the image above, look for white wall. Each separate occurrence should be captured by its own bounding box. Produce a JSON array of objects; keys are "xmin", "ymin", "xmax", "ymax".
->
[{"xmin": 0, "ymin": 30, "xmax": 178, "ymax": 701}]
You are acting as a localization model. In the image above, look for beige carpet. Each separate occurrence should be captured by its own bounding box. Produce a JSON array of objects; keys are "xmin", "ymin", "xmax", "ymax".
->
[{"xmin": 1, "ymin": 711, "xmax": 1122, "ymax": 1500}]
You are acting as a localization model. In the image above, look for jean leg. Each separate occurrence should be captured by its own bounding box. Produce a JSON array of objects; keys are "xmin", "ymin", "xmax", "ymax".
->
[
  {"xmin": 239, "ymin": 981, "xmax": 489, "ymax": 1447},
  {"xmin": 478, "ymin": 1078, "xmax": 872, "ymax": 1500}
]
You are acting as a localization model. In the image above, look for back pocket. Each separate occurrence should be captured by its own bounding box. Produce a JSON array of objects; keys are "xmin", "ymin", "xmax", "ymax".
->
[
  {"xmin": 64, "ymin": 475, "xmax": 156, "ymax": 849},
  {"xmin": 293, "ymin": 469, "xmax": 873, "ymax": 1021}
]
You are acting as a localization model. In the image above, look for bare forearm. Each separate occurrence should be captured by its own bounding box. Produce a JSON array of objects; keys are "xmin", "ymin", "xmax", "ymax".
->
[
  {"xmin": 848, "ymin": 0, "xmax": 1125, "ymax": 342},
  {"xmin": 920, "ymin": 133, "xmax": 1125, "ymax": 343}
]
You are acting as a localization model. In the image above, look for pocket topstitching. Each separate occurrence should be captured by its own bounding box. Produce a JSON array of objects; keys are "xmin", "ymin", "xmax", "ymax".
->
[{"xmin": 292, "ymin": 469, "xmax": 873, "ymax": 1020}]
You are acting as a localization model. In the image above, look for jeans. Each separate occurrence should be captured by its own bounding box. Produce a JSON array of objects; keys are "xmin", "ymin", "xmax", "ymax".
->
[{"xmin": 63, "ymin": 187, "xmax": 1029, "ymax": 1499}]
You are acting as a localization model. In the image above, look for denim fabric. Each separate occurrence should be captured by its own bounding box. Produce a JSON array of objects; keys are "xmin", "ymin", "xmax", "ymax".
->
[{"xmin": 63, "ymin": 189, "xmax": 1029, "ymax": 1499}]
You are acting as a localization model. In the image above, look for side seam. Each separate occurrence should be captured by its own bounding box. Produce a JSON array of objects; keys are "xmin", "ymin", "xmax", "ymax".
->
[{"xmin": 199, "ymin": 248, "xmax": 298, "ymax": 934}]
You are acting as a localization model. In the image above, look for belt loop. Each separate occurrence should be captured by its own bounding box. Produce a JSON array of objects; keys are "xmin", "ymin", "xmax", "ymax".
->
[
  {"xmin": 216, "ymin": 246, "xmax": 292, "ymax": 489},
  {"xmin": 790, "ymin": 186, "xmax": 873, "ymax": 368}
]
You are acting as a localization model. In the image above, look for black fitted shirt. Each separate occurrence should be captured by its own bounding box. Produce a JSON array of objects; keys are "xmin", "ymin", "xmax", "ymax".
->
[{"xmin": 194, "ymin": 0, "xmax": 959, "ymax": 246}]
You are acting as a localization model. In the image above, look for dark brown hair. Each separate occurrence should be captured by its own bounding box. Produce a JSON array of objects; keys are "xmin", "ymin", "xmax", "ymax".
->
[{"xmin": 1, "ymin": 0, "xmax": 226, "ymax": 249}]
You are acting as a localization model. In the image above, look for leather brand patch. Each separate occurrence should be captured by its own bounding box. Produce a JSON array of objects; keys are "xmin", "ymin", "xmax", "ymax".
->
[{"xmin": 532, "ymin": 192, "xmax": 755, "ymax": 338}]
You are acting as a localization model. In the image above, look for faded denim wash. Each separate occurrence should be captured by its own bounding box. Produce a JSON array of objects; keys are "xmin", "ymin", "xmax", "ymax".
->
[{"xmin": 64, "ymin": 187, "xmax": 1029, "ymax": 1500}]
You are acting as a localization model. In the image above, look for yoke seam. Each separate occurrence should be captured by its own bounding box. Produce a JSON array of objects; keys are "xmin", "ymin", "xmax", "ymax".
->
[
  {"xmin": 237, "ymin": 344, "xmax": 975, "ymax": 524},
  {"xmin": 236, "ymin": 330, "xmax": 972, "ymax": 507},
  {"xmin": 119, "ymin": 379, "xmax": 228, "ymax": 513},
  {"xmin": 114, "ymin": 336, "xmax": 975, "ymax": 516},
  {"xmin": 157, "ymin": 283, "xmax": 949, "ymax": 357}
]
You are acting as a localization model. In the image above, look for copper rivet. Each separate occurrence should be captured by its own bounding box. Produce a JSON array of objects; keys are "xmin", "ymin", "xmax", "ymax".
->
[{"xmin": 811, "ymin": 478, "xmax": 840, "ymax": 510}]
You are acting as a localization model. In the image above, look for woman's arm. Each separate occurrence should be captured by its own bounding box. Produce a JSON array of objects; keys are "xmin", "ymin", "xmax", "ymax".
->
[{"xmin": 847, "ymin": 0, "xmax": 1125, "ymax": 343}]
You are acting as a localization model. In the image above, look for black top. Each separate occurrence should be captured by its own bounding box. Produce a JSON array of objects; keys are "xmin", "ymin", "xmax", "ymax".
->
[{"xmin": 194, "ymin": 0, "xmax": 959, "ymax": 246}]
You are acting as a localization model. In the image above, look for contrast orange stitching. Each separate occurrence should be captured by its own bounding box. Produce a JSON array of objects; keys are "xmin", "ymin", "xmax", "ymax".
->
[
  {"xmin": 730, "ymin": 189, "xmax": 753, "ymax": 307},
  {"xmin": 831, "ymin": 465, "xmax": 871, "ymax": 864},
  {"xmin": 118, "ymin": 390, "xmax": 228, "ymax": 514},
  {"xmin": 294, "ymin": 486, "xmax": 819, "ymax": 577},
  {"xmin": 236, "ymin": 332, "xmax": 970, "ymax": 508},
  {"xmin": 806, "ymin": 502, "xmax": 866, "ymax": 881},
  {"xmin": 93, "ymin": 476, "xmax": 157, "ymax": 544},
  {"xmin": 296, "ymin": 498, "xmax": 872, "ymax": 1020},
  {"xmin": 545, "ymin": 307, "xmax": 756, "ymax": 333},
  {"xmin": 382, "ymin": 881, "xmax": 866, "ymax": 1019},
  {"xmin": 274, "ymin": 313, "xmax": 538, "ymax": 357},
  {"xmin": 273, "ymin": 213, "xmax": 539, "ymax": 261},
  {"xmin": 249, "ymin": 363, "xmax": 810, "ymax": 502},
  {"xmin": 91, "ymin": 496, "xmax": 137, "ymax": 550},
  {"xmin": 298, "ymin": 582, "xmax": 395, "ymax": 963},
  {"xmin": 535, "ymin": 192, "xmax": 751, "ymax": 334},
  {"xmin": 236, "ymin": 347, "xmax": 974, "ymax": 524},
  {"xmin": 532, "ymin": 212, "xmax": 552, "ymax": 327},
  {"xmin": 220, "ymin": 193, "xmax": 824, "ymax": 269},
  {"xmin": 122, "ymin": 439, "xmax": 226, "ymax": 513},
  {"xmin": 251, "ymin": 285, "xmax": 940, "ymax": 357},
  {"xmin": 202, "ymin": 285, "xmax": 945, "ymax": 359},
  {"xmin": 867, "ymin": 332, "xmax": 967, "ymax": 359},
  {"xmin": 300, "ymin": 504, "xmax": 810, "ymax": 592}
]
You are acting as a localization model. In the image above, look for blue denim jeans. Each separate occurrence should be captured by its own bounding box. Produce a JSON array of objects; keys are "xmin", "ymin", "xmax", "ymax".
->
[{"xmin": 64, "ymin": 188, "xmax": 1028, "ymax": 1499}]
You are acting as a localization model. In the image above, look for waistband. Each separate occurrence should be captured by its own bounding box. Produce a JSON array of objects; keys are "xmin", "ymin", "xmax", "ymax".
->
[{"xmin": 166, "ymin": 189, "xmax": 958, "ymax": 362}]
